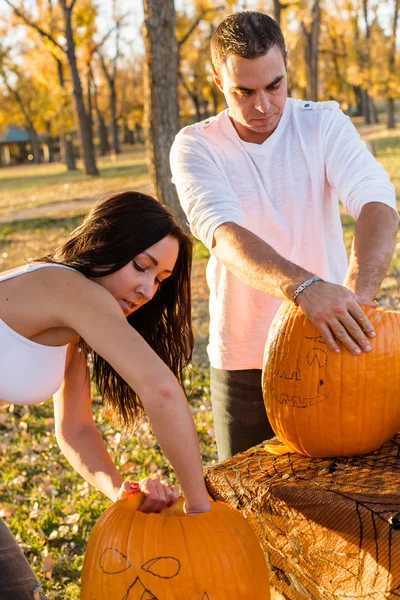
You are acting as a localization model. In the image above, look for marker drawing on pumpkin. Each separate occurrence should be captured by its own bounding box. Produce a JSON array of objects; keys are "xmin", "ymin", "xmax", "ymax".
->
[
  {"xmin": 272, "ymin": 346, "xmax": 328, "ymax": 408},
  {"xmin": 306, "ymin": 348, "xmax": 328, "ymax": 368},
  {"xmin": 305, "ymin": 335, "xmax": 327, "ymax": 345},
  {"xmin": 278, "ymin": 359, "xmax": 301, "ymax": 381},
  {"xmin": 121, "ymin": 573, "xmax": 211, "ymax": 600},
  {"xmin": 141, "ymin": 556, "xmax": 181, "ymax": 578},
  {"xmin": 266, "ymin": 382, "xmax": 328, "ymax": 408},
  {"xmin": 97, "ymin": 551, "xmax": 211, "ymax": 600},
  {"xmin": 121, "ymin": 576, "xmax": 156, "ymax": 600},
  {"xmin": 99, "ymin": 547, "xmax": 132, "ymax": 574}
]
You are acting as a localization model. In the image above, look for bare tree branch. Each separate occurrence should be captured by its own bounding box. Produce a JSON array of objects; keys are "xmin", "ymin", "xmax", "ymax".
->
[
  {"xmin": 91, "ymin": 26, "xmax": 116, "ymax": 57},
  {"xmin": 1, "ymin": 70, "xmax": 32, "ymax": 126},
  {"xmin": 177, "ymin": 6, "xmax": 224, "ymax": 47},
  {"xmin": 58, "ymin": 0, "xmax": 75, "ymax": 12},
  {"xmin": 4, "ymin": 0, "xmax": 64, "ymax": 51}
]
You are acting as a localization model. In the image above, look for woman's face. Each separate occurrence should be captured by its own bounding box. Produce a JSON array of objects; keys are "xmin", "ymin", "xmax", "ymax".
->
[{"xmin": 93, "ymin": 234, "xmax": 180, "ymax": 316}]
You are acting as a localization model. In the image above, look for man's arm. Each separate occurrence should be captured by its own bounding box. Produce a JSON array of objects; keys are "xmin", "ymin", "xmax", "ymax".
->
[
  {"xmin": 213, "ymin": 222, "xmax": 312, "ymax": 298},
  {"xmin": 343, "ymin": 202, "xmax": 399, "ymax": 300},
  {"xmin": 213, "ymin": 222, "xmax": 377, "ymax": 355}
]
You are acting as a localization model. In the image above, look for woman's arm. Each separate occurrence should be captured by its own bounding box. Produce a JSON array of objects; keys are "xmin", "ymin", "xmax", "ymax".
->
[
  {"xmin": 54, "ymin": 343, "xmax": 125, "ymax": 501},
  {"xmin": 54, "ymin": 343, "xmax": 180, "ymax": 511},
  {"xmin": 43, "ymin": 270, "xmax": 209, "ymax": 513}
]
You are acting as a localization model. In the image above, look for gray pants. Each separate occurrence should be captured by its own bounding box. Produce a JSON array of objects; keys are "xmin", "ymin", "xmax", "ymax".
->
[
  {"xmin": 0, "ymin": 517, "xmax": 48, "ymax": 599},
  {"xmin": 210, "ymin": 367, "xmax": 275, "ymax": 462}
]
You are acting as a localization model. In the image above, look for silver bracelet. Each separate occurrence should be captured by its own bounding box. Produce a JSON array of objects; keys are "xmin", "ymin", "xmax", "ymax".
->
[{"xmin": 291, "ymin": 276, "xmax": 322, "ymax": 304}]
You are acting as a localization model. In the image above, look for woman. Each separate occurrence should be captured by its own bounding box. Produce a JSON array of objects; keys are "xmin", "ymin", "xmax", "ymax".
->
[{"xmin": 0, "ymin": 190, "xmax": 210, "ymax": 599}]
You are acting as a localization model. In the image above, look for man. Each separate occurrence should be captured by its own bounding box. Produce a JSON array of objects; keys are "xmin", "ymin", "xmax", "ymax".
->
[{"xmin": 170, "ymin": 11, "xmax": 399, "ymax": 461}]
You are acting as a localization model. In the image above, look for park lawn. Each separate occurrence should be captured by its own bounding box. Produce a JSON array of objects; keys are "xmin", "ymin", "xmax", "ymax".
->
[
  {"xmin": 0, "ymin": 366, "xmax": 215, "ymax": 598},
  {"xmin": 0, "ymin": 127, "xmax": 399, "ymax": 597},
  {"xmin": 0, "ymin": 145, "xmax": 148, "ymax": 216}
]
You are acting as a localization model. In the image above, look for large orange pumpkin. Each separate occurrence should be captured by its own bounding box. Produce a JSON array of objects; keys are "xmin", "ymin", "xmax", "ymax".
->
[
  {"xmin": 262, "ymin": 302, "xmax": 400, "ymax": 457},
  {"xmin": 81, "ymin": 494, "xmax": 270, "ymax": 599}
]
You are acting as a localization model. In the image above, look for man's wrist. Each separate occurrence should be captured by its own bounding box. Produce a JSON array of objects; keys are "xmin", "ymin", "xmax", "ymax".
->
[
  {"xmin": 291, "ymin": 276, "xmax": 322, "ymax": 305},
  {"xmin": 343, "ymin": 276, "xmax": 379, "ymax": 301}
]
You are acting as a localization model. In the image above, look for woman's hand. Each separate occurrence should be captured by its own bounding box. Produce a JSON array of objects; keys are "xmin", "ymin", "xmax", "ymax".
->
[{"xmin": 116, "ymin": 474, "xmax": 179, "ymax": 513}]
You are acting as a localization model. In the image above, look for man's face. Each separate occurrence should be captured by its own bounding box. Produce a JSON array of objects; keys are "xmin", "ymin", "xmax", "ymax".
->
[{"xmin": 213, "ymin": 46, "xmax": 288, "ymax": 144}]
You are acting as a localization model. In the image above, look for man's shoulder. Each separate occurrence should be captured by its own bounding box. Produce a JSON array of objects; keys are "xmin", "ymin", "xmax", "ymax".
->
[
  {"xmin": 175, "ymin": 112, "xmax": 226, "ymax": 142},
  {"xmin": 287, "ymin": 99, "xmax": 347, "ymax": 139},
  {"xmin": 289, "ymin": 97, "xmax": 340, "ymax": 114}
]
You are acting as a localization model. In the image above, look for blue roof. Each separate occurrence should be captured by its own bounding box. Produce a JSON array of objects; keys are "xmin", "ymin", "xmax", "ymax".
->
[{"xmin": 0, "ymin": 125, "xmax": 46, "ymax": 143}]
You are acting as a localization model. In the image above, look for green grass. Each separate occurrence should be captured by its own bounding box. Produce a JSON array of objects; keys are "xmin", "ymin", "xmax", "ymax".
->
[
  {"xmin": 192, "ymin": 240, "xmax": 210, "ymax": 260},
  {"xmin": 0, "ymin": 216, "xmax": 85, "ymax": 270},
  {"xmin": 0, "ymin": 145, "xmax": 149, "ymax": 216},
  {"xmin": 0, "ymin": 366, "xmax": 216, "ymax": 598},
  {"xmin": 0, "ymin": 124, "xmax": 399, "ymax": 596}
]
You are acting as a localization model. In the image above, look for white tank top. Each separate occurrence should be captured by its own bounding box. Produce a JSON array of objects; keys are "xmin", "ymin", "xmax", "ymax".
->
[{"xmin": 0, "ymin": 263, "xmax": 77, "ymax": 405}]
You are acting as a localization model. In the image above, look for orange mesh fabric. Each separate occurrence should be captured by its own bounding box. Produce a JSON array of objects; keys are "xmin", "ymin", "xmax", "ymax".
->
[{"xmin": 204, "ymin": 435, "xmax": 400, "ymax": 599}]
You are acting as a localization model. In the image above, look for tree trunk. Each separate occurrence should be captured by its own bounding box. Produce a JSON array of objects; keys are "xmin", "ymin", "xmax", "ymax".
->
[
  {"xmin": 179, "ymin": 70, "xmax": 202, "ymax": 121},
  {"xmin": 369, "ymin": 96, "xmax": 379, "ymax": 124},
  {"xmin": 27, "ymin": 126, "xmax": 41, "ymax": 163},
  {"xmin": 85, "ymin": 66, "xmax": 95, "ymax": 150},
  {"xmin": 302, "ymin": 0, "xmax": 320, "ymax": 101},
  {"xmin": 387, "ymin": 0, "xmax": 399, "ymax": 129},
  {"xmin": 89, "ymin": 63, "xmax": 110, "ymax": 156},
  {"xmin": 205, "ymin": 434, "xmax": 400, "ymax": 600},
  {"xmin": 54, "ymin": 56, "xmax": 77, "ymax": 171},
  {"xmin": 142, "ymin": 0, "xmax": 187, "ymax": 227},
  {"xmin": 60, "ymin": 0, "xmax": 98, "ymax": 175},
  {"xmin": 110, "ymin": 86, "xmax": 120, "ymax": 154},
  {"xmin": 211, "ymin": 84, "xmax": 220, "ymax": 116},
  {"xmin": 387, "ymin": 97, "xmax": 396, "ymax": 129},
  {"xmin": 97, "ymin": 51, "xmax": 121, "ymax": 154},
  {"xmin": 123, "ymin": 122, "xmax": 135, "ymax": 144},
  {"xmin": 135, "ymin": 123, "xmax": 144, "ymax": 143},
  {"xmin": 201, "ymin": 98, "xmax": 210, "ymax": 120},
  {"xmin": 352, "ymin": 85, "xmax": 363, "ymax": 116},
  {"xmin": 361, "ymin": 88, "xmax": 371, "ymax": 124},
  {"xmin": 62, "ymin": 134, "xmax": 76, "ymax": 170},
  {"xmin": 98, "ymin": 115, "xmax": 111, "ymax": 155},
  {"xmin": 45, "ymin": 122, "xmax": 56, "ymax": 162},
  {"xmin": 361, "ymin": 0, "xmax": 376, "ymax": 125},
  {"xmin": 273, "ymin": 0, "xmax": 281, "ymax": 26}
]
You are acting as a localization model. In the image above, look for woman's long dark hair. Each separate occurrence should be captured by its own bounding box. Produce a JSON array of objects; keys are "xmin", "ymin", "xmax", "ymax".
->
[{"xmin": 38, "ymin": 191, "xmax": 193, "ymax": 430}]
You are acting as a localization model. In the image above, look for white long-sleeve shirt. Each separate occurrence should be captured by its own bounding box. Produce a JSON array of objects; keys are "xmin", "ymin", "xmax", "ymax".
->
[{"xmin": 170, "ymin": 98, "xmax": 397, "ymax": 370}]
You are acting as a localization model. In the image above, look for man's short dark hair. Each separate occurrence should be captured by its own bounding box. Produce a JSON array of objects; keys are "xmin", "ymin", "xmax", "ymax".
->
[{"xmin": 211, "ymin": 11, "xmax": 286, "ymax": 71}]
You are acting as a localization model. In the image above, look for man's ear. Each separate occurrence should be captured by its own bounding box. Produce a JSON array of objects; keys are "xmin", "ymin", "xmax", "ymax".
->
[
  {"xmin": 212, "ymin": 67, "xmax": 224, "ymax": 93},
  {"xmin": 284, "ymin": 49, "xmax": 289, "ymax": 70}
]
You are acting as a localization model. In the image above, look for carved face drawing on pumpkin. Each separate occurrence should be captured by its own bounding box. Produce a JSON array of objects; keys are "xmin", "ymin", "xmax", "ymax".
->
[
  {"xmin": 81, "ymin": 495, "xmax": 271, "ymax": 599},
  {"xmin": 266, "ymin": 327, "xmax": 329, "ymax": 410},
  {"xmin": 263, "ymin": 301, "xmax": 400, "ymax": 457},
  {"xmin": 99, "ymin": 547, "xmax": 210, "ymax": 599}
]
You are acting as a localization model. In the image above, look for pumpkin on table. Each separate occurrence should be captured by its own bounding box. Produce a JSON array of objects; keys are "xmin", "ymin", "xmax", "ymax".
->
[
  {"xmin": 80, "ymin": 493, "xmax": 270, "ymax": 599},
  {"xmin": 262, "ymin": 302, "xmax": 400, "ymax": 457}
]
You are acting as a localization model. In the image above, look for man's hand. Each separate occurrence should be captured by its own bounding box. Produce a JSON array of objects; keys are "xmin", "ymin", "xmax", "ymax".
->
[{"xmin": 296, "ymin": 280, "xmax": 377, "ymax": 355}]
